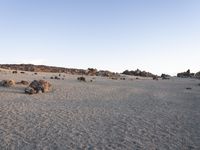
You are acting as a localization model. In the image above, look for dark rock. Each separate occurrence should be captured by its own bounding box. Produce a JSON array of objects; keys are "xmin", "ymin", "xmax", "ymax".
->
[
  {"xmin": 54, "ymin": 76, "xmax": 60, "ymax": 80},
  {"xmin": 12, "ymin": 71, "xmax": 17, "ymax": 74},
  {"xmin": 25, "ymin": 87, "xmax": 36, "ymax": 94},
  {"xmin": 186, "ymin": 87, "xmax": 192, "ymax": 90},
  {"xmin": 77, "ymin": 77, "xmax": 86, "ymax": 82}
]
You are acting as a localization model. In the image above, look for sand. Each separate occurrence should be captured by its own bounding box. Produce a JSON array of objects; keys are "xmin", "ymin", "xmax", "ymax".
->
[{"xmin": 0, "ymin": 70, "xmax": 200, "ymax": 149}]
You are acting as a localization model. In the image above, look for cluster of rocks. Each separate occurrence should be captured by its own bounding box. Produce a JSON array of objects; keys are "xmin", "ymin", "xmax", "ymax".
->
[
  {"xmin": 0, "ymin": 80, "xmax": 15, "ymax": 87},
  {"xmin": 25, "ymin": 80, "xmax": 52, "ymax": 94},
  {"xmin": 177, "ymin": 69, "xmax": 195, "ymax": 78},
  {"xmin": 0, "ymin": 79, "xmax": 52, "ymax": 95},
  {"xmin": 122, "ymin": 69, "xmax": 157, "ymax": 78}
]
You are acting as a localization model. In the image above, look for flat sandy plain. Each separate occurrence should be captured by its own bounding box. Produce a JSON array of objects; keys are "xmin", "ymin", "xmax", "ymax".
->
[{"xmin": 0, "ymin": 69, "xmax": 200, "ymax": 150}]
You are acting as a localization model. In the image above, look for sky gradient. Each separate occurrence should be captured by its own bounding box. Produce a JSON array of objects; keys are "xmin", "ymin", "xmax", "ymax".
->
[{"xmin": 0, "ymin": 0, "xmax": 200, "ymax": 75}]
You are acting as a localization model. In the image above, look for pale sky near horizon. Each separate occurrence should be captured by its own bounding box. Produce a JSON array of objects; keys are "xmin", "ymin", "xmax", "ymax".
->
[{"xmin": 0, "ymin": 0, "xmax": 199, "ymax": 75}]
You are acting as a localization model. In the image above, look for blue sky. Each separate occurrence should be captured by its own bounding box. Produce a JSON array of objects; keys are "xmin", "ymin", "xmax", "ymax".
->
[{"xmin": 0, "ymin": 0, "xmax": 199, "ymax": 75}]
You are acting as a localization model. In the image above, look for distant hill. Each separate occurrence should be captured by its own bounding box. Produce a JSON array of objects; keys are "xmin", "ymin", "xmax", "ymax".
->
[{"xmin": 0, "ymin": 64, "xmax": 118, "ymax": 77}]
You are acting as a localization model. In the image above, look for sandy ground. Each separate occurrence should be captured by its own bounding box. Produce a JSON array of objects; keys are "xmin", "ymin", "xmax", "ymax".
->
[{"xmin": 0, "ymin": 70, "xmax": 200, "ymax": 150}]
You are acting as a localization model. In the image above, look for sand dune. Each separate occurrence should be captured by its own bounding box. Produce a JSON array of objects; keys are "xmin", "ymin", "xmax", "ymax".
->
[{"xmin": 0, "ymin": 70, "xmax": 200, "ymax": 149}]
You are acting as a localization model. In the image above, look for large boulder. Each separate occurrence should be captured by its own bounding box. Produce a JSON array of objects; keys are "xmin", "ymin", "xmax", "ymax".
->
[
  {"xmin": 25, "ymin": 80, "xmax": 52, "ymax": 94},
  {"xmin": 0, "ymin": 80, "xmax": 15, "ymax": 87}
]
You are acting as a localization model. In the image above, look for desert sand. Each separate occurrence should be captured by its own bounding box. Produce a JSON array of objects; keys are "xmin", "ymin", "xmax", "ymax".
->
[{"xmin": 0, "ymin": 69, "xmax": 200, "ymax": 150}]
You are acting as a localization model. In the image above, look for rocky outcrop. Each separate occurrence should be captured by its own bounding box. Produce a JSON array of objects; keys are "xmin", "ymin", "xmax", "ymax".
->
[
  {"xmin": 25, "ymin": 80, "xmax": 52, "ymax": 94},
  {"xmin": 0, "ymin": 80, "xmax": 15, "ymax": 87},
  {"xmin": 177, "ymin": 69, "xmax": 195, "ymax": 78},
  {"xmin": 122, "ymin": 69, "xmax": 157, "ymax": 78}
]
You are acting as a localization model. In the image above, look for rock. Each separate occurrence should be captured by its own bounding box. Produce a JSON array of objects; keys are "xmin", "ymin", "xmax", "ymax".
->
[
  {"xmin": 54, "ymin": 76, "xmax": 60, "ymax": 80},
  {"xmin": 186, "ymin": 87, "xmax": 192, "ymax": 90},
  {"xmin": 16, "ymin": 80, "xmax": 29, "ymax": 85},
  {"xmin": 25, "ymin": 87, "xmax": 36, "ymax": 94},
  {"xmin": 12, "ymin": 71, "xmax": 17, "ymax": 74},
  {"xmin": 0, "ymin": 80, "xmax": 15, "ymax": 87},
  {"xmin": 110, "ymin": 77, "xmax": 118, "ymax": 80},
  {"xmin": 25, "ymin": 80, "xmax": 52, "ymax": 94},
  {"xmin": 77, "ymin": 77, "xmax": 86, "ymax": 82}
]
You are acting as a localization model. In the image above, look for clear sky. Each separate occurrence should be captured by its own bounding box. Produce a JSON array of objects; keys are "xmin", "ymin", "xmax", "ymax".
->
[{"xmin": 0, "ymin": 0, "xmax": 199, "ymax": 75}]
